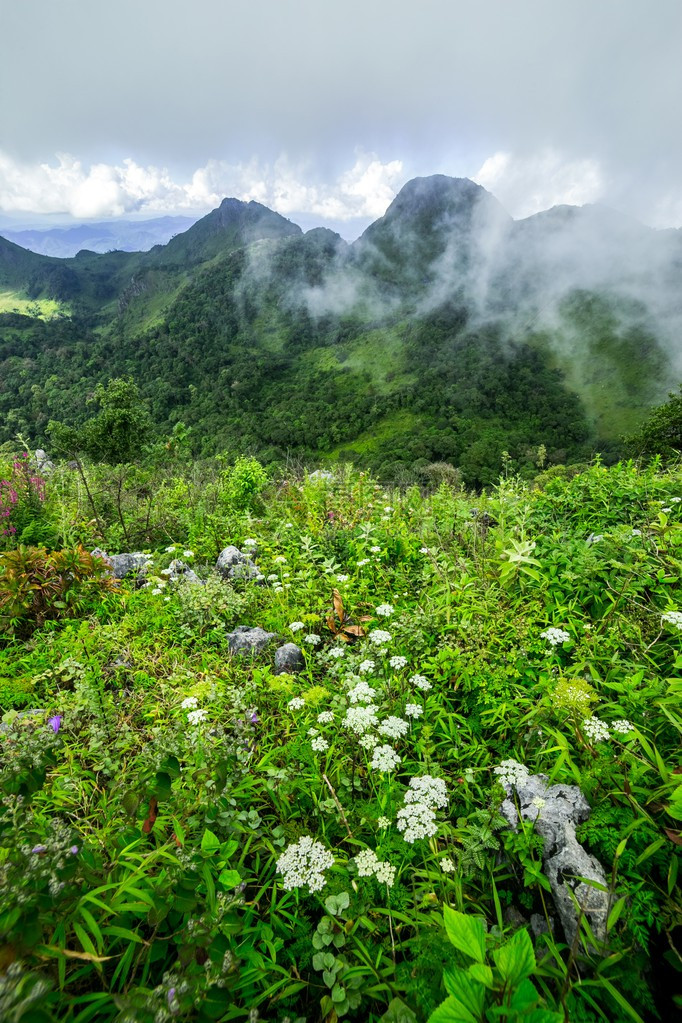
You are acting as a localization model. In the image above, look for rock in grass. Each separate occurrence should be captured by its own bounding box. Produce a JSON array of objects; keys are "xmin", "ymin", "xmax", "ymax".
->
[
  {"xmin": 274, "ymin": 643, "xmax": 304, "ymax": 674},
  {"xmin": 501, "ymin": 774, "xmax": 608, "ymax": 947},
  {"xmin": 226, "ymin": 625, "xmax": 277, "ymax": 656},
  {"xmin": 167, "ymin": 558, "xmax": 203, "ymax": 585},
  {"xmin": 91, "ymin": 548, "xmax": 150, "ymax": 581},
  {"xmin": 216, "ymin": 546, "xmax": 263, "ymax": 582}
]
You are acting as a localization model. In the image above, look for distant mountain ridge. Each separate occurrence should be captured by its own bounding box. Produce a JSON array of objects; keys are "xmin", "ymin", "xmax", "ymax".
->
[
  {"xmin": 1, "ymin": 175, "xmax": 680, "ymax": 482},
  {"xmin": 1, "ymin": 216, "xmax": 199, "ymax": 258}
]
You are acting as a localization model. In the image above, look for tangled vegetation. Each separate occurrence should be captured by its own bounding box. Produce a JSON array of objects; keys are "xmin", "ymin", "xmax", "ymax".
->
[{"xmin": 0, "ymin": 451, "xmax": 680, "ymax": 1022}]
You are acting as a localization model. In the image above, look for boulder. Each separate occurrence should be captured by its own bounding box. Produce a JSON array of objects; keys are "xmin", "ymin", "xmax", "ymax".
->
[
  {"xmin": 215, "ymin": 545, "xmax": 263, "ymax": 583},
  {"xmin": 34, "ymin": 449, "xmax": 55, "ymax": 475},
  {"xmin": 167, "ymin": 558, "xmax": 203, "ymax": 585},
  {"xmin": 226, "ymin": 625, "xmax": 277, "ymax": 657},
  {"xmin": 501, "ymin": 773, "xmax": 608, "ymax": 947},
  {"xmin": 90, "ymin": 548, "xmax": 150, "ymax": 582},
  {"xmin": 274, "ymin": 643, "xmax": 304, "ymax": 674}
]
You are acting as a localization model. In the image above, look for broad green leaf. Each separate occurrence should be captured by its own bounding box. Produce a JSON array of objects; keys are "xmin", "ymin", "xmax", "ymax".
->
[
  {"xmin": 201, "ymin": 829, "xmax": 221, "ymax": 855},
  {"xmin": 443, "ymin": 906, "xmax": 486, "ymax": 962},
  {"xmin": 492, "ymin": 928, "xmax": 535, "ymax": 985},
  {"xmin": 378, "ymin": 997, "xmax": 419, "ymax": 1023},
  {"xmin": 509, "ymin": 977, "xmax": 541, "ymax": 1011},
  {"xmin": 442, "ymin": 967, "xmax": 486, "ymax": 1020},
  {"xmin": 467, "ymin": 963, "xmax": 493, "ymax": 988},
  {"xmin": 427, "ymin": 994, "xmax": 480, "ymax": 1023},
  {"xmin": 217, "ymin": 868, "xmax": 242, "ymax": 888}
]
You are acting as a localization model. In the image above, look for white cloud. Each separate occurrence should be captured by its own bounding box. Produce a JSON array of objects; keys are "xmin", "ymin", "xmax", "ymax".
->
[
  {"xmin": 473, "ymin": 150, "xmax": 605, "ymax": 219},
  {"xmin": 0, "ymin": 149, "xmax": 405, "ymax": 223}
]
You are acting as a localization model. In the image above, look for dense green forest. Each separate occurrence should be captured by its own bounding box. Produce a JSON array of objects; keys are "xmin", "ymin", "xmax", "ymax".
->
[{"xmin": 0, "ymin": 176, "xmax": 679, "ymax": 485}]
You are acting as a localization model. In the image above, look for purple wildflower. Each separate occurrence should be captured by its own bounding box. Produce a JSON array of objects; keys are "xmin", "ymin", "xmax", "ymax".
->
[
  {"xmin": 32, "ymin": 845, "xmax": 47, "ymax": 854},
  {"xmin": 48, "ymin": 715, "xmax": 62, "ymax": 734}
]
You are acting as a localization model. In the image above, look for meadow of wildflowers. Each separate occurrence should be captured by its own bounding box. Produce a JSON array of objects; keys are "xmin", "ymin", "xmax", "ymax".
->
[{"xmin": 0, "ymin": 454, "xmax": 680, "ymax": 1022}]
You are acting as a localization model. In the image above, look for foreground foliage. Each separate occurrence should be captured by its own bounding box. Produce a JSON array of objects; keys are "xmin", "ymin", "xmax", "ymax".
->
[{"xmin": 0, "ymin": 455, "xmax": 680, "ymax": 1022}]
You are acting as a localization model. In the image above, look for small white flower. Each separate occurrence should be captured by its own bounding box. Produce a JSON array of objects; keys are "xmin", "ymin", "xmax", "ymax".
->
[
  {"xmin": 383, "ymin": 506, "xmax": 393, "ymax": 513},
  {"xmin": 389, "ymin": 655, "xmax": 407, "ymax": 670},
  {"xmin": 243, "ymin": 538, "xmax": 258, "ymax": 546},
  {"xmin": 586, "ymin": 533, "xmax": 604, "ymax": 545},
  {"xmin": 357, "ymin": 558, "xmax": 371, "ymax": 567},
  {"xmin": 396, "ymin": 801, "xmax": 438, "ymax": 843},
  {"xmin": 160, "ymin": 568, "xmax": 171, "ymax": 576},
  {"xmin": 311, "ymin": 736, "xmax": 329, "ymax": 752},
  {"xmin": 631, "ymin": 528, "xmax": 642, "ymax": 536},
  {"xmin": 304, "ymin": 634, "xmax": 321, "ymax": 645},
  {"xmin": 540, "ymin": 627, "xmax": 571, "ymax": 647},
  {"xmin": 164, "ymin": 596, "xmax": 171, "ymax": 602},
  {"xmin": 181, "ymin": 696, "xmax": 199, "ymax": 709},
  {"xmin": 612, "ymin": 719, "xmax": 635, "ymax": 735},
  {"xmin": 662, "ymin": 507, "xmax": 673, "ymax": 514},
  {"xmin": 369, "ymin": 630, "xmax": 392, "ymax": 646},
  {"xmin": 307, "ymin": 727, "xmax": 319, "ymax": 737},
  {"xmin": 151, "ymin": 587, "xmax": 162, "ymax": 595},
  {"xmin": 276, "ymin": 836, "xmax": 334, "ymax": 893},
  {"xmin": 335, "ymin": 573, "xmax": 349, "ymax": 582},
  {"xmin": 274, "ymin": 555, "xmax": 287, "ymax": 563},
  {"xmin": 440, "ymin": 857, "xmax": 455, "ymax": 873},
  {"xmin": 358, "ymin": 659, "xmax": 375, "ymax": 674},
  {"xmin": 267, "ymin": 573, "xmax": 279, "ymax": 582},
  {"xmin": 288, "ymin": 697, "xmax": 305, "ymax": 711},
  {"xmin": 375, "ymin": 603, "xmax": 394, "ymax": 617},
  {"xmin": 165, "ymin": 545, "xmax": 176, "ymax": 553},
  {"xmin": 317, "ymin": 711, "xmax": 334, "ymax": 724},
  {"xmin": 374, "ymin": 861, "xmax": 396, "ymax": 886},
  {"xmin": 494, "ymin": 759, "xmax": 530, "ymax": 788},
  {"xmin": 377, "ymin": 816, "xmax": 391, "ymax": 828},
  {"xmin": 662, "ymin": 610, "xmax": 682, "ymax": 630},
  {"xmin": 355, "ymin": 848, "xmax": 380, "ymax": 876},
  {"xmin": 186, "ymin": 708, "xmax": 208, "ymax": 726},
  {"xmin": 289, "ymin": 621, "xmax": 305, "ymax": 632},
  {"xmin": 378, "ymin": 716, "xmax": 409, "ymax": 739},
  {"xmin": 285, "ymin": 522, "xmax": 294, "ymax": 528},
  {"xmin": 328, "ymin": 647, "xmax": 345, "ymax": 659},
  {"xmin": 347, "ymin": 681, "xmax": 377, "ymax": 704},
  {"xmin": 405, "ymin": 775, "xmax": 448, "ymax": 809},
  {"xmin": 410, "ymin": 674, "xmax": 432, "ymax": 691},
  {"xmin": 359, "ymin": 733, "xmax": 379, "ymax": 749},
  {"xmin": 343, "ymin": 705, "xmax": 379, "ymax": 734},
  {"xmin": 405, "ymin": 703, "xmax": 423, "ymax": 718},
  {"xmin": 420, "ymin": 547, "xmax": 430, "ymax": 554},
  {"xmin": 672, "ymin": 497, "xmax": 682, "ymax": 503},
  {"xmin": 183, "ymin": 550, "xmax": 194, "ymax": 558},
  {"xmin": 370, "ymin": 744, "xmax": 402, "ymax": 772},
  {"xmin": 582, "ymin": 716, "xmax": 610, "ymax": 742},
  {"xmin": 370, "ymin": 545, "xmax": 381, "ymax": 553}
]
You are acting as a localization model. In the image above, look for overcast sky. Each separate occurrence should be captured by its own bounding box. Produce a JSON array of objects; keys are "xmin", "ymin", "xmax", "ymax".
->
[{"xmin": 1, "ymin": 0, "xmax": 681, "ymax": 237}]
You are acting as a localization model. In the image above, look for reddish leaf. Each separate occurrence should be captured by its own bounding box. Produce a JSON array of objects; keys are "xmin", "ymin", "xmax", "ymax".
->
[
  {"xmin": 343, "ymin": 624, "xmax": 367, "ymax": 637},
  {"xmin": 332, "ymin": 589, "xmax": 345, "ymax": 621},
  {"xmin": 664, "ymin": 828, "xmax": 682, "ymax": 847},
  {"xmin": 142, "ymin": 797, "xmax": 158, "ymax": 834}
]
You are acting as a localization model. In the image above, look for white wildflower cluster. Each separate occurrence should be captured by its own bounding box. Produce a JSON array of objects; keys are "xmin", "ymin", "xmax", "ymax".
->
[
  {"xmin": 369, "ymin": 630, "xmax": 392, "ymax": 647},
  {"xmin": 317, "ymin": 711, "xmax": 335, "ymax": 724},
  {"xmin": 288, "ymin": 697, "xmax": 305, "ymax": 711},
  {"xmin": 582, "ymin": 716, "xmax": 610, "ymax": 742},
  {"xmin": 440, "ymin": 857, "xmax": 455, "ymax": 873},
  {"xmin": 304, "ymin": 634, "xmax": 321, "ymax": 645},
  {"xmin": 396, "ymin": 801, "xmax": 439, "ymax": 843},
  {"xmin": 370, "ymin": 545, "xmax": 381, "ymax": 553},
  {"xmin": 186, "ymin": 709, "xmax": 208, "ymax": 726},
  {"xmin": 494, "ymin": 759, "xmax": 530, "ymax": 789},
  {"xmin": 354, "ymin": 848, "xmax": 397, "ymax": 887},
  {"xmin": 347, "ymin": 681, "xmax": 377, "ymax": 704},
  {"xmin": 311, "ymin": 736, "xmax": 329, "ymax": 752},
  {"xmin": 359, "ymin": 733, "xmax": 379, "ymax": 750},
  {"xmin": 370, "ymin": 745, "xmax": 402, "ymax": 772},
  {"xmin": 357, "ymin": 558, "xmax": 371, "ymax": 567},
  {"xmin": 343, "ymin": 705, "xmax": 379, "ymax": 735},
  {"xmin": 376, "ymin": 816, "xmax": 391, "ymax": 828},
  {"xmin": 378, "ymin": 716, "xmax": 409, "ymax": 739},
  {"xmin": 410, "ymin": 674, "xmax": 432, "ymax": 691},
  {"xmin": 631, "ymin": 528, "xmax": 642, "ymax": 536},
  {"xmin": 328, "ymin": 647, "xmax": 345, "ymax": 659},
  {"xmin": 662, "ymin": 610, "xmax": 682, "ymax": 630},
  {"xmin": 389, "ymin": 655, "xmax": 408, "ymax": 670},
  {"xmin": 165, "ymin": 545, "xmax": 177, "ymax": 553},
  {"xmin": 180, "ymin": 696, "xmax": 198, "ymax": 709},
  {"xmin": 586, "ymin": 533, "xmax": 604, "ymax": 545},
  {"xmin": 289, "ymin": 621, "xmax": 305, "ymax": 632},
  {"xmin": 405, "ymin": 703, "xmax": 423, "ymax": 718},
  {"xmin": 358, "ymin": 659, "xmax": 375, "ymax": 674},
  {"xmin": 243, "ymin": 538, "xmax": 258, "ymax": 547},
  {"xmin": 396, "ymin": 775, "xmax": 448, "ymax": 843},
  {"xmin": 540, "ymin": 627, "xmax": 571, "ymax": 647},
  {"xmin": 183, "ymin": 550, "xmax": 194, "ymax": 559},
  {"xmin": 274, "ymin": 555, "xmax": 287, "ymax": 563},
  {"xmin": 276, "ymin": 836, "xmax": 334, "ymax": 893},
  {"xmin": 612, "ymin": 719, "xmax": 635, "ymax": 736},
  {"xmin": 405, "ymin": 775, "xmax": 448, "ymax": 809},
  {"xmin": 335, "ymin": 574, "xmax": 349, "ymax": 582},
  {"xmin": 375, "ymin": 604, "xmax": 394, "ymax": 617}
]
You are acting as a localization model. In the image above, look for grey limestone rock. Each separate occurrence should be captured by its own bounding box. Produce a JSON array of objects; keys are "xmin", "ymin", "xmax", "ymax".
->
[
  {"xmin": 501, "ymin": 773, "xmax": 608, "ymax": 947},
  {"xmin": 167, "ymin": 558, "xmax": 203, "ymax": 585},
  {"xmin": 274, "ymin": 643, "xmax": 304, "ymax": 674},
  {"xmin": 216, "ymin": 546, "xmax": 263, "ymax": 583},
  {"xmin": 227, "ymin": 625, "xmax": 277, "ymax": 657},
  {"xmin": 91, "ymin": 548, "xmax": 150, "ymax": 581},
  {"xmin": 34, "ymin": 449, "xmax": 55, "ymax": 475}
]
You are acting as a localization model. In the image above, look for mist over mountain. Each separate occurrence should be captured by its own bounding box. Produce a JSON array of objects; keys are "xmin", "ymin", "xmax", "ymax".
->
[{"xmin": 0, "ymin": 175, "xmax": 680, "ymax": 483}]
